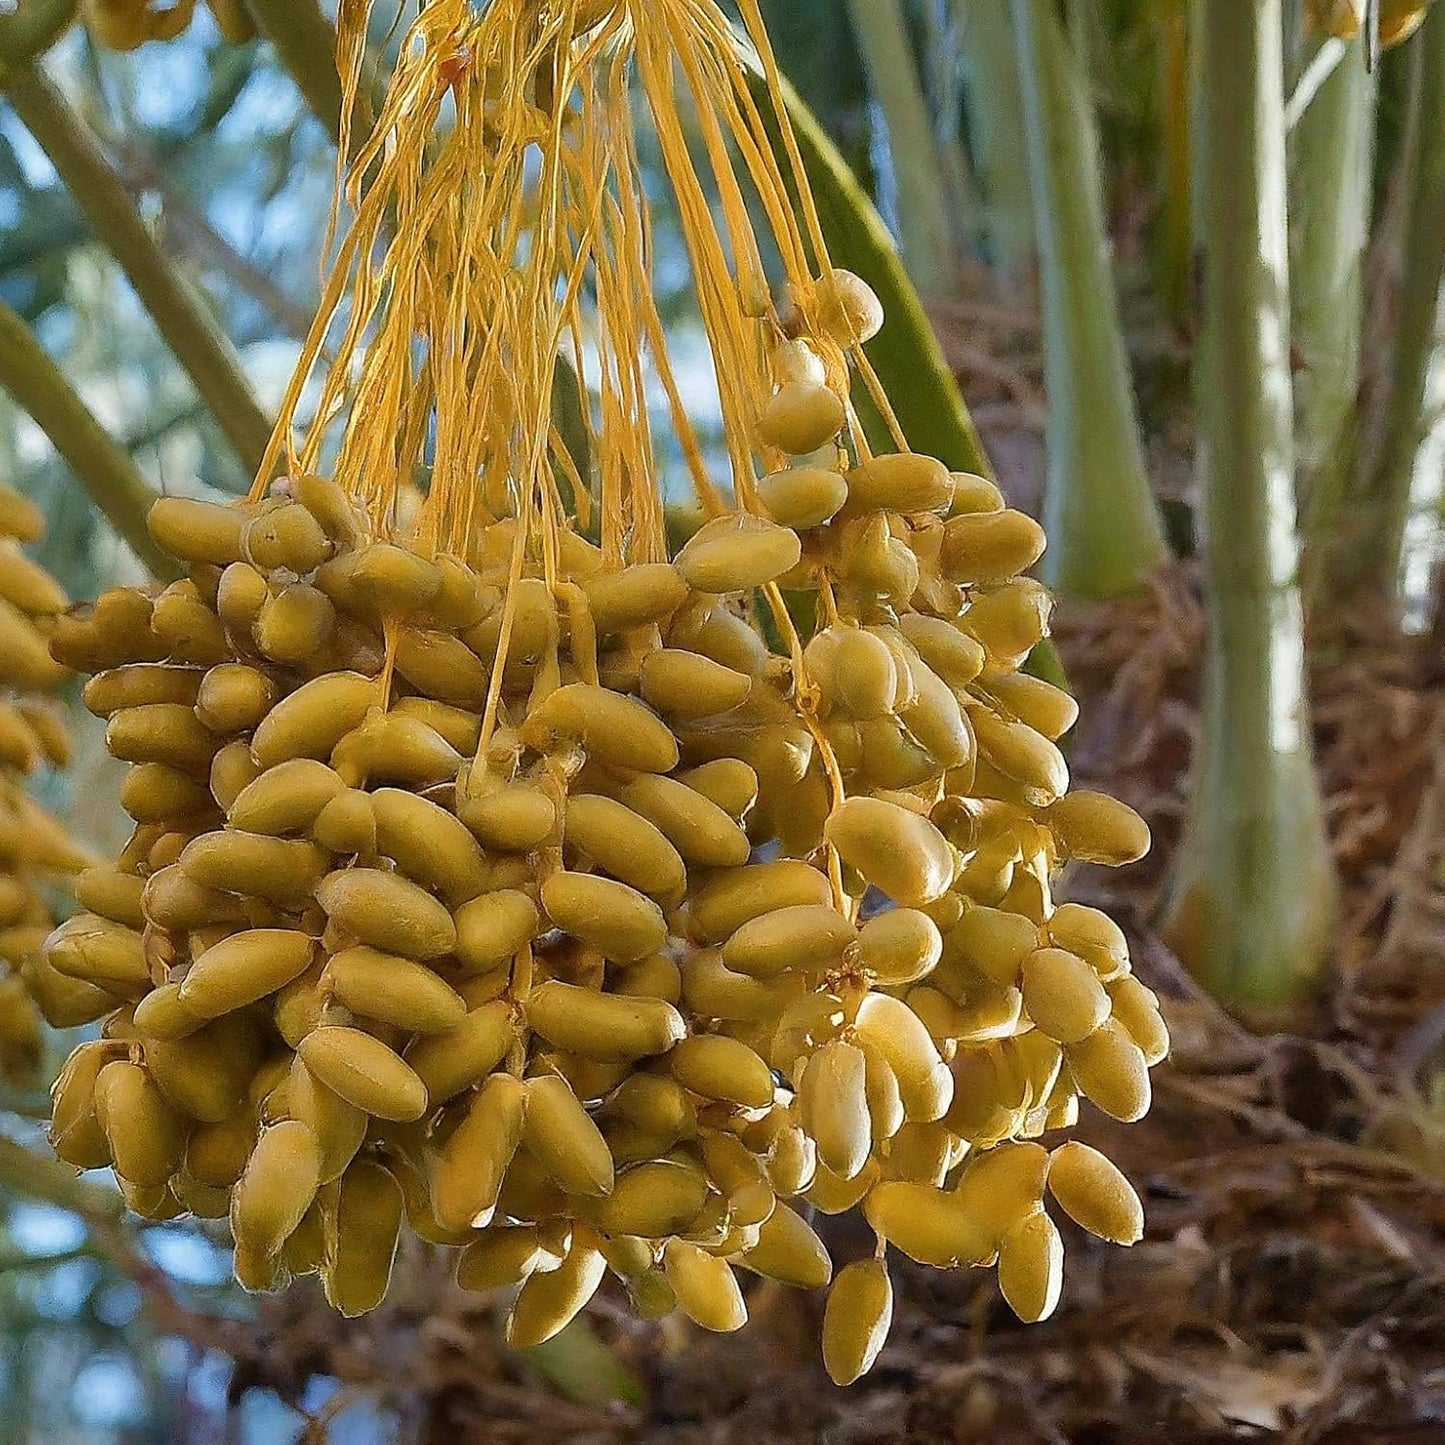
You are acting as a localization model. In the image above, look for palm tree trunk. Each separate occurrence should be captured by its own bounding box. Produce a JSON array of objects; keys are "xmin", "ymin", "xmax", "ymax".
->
[
  {"xmin": 1163, "ymin": 0, "xmax": 1337, "ymax": 1016},
  {"xmin": 1345, "ymin": 6, "xmax": 1445, "ymax": 602},
  {"xmin": 1010, "ymin": 0, "xmax": 1170, "ymax": 598},
  {"xmin": 958, "ymin": 1, "xmax": 1036, "ymax": 280},
  {"xmin": 1291, "ymin": 36, "xmax": 1376, "ymax": 599},
  {"xmin": 843, "ymin": 0, "xmax": 955, "ymax": 297}
]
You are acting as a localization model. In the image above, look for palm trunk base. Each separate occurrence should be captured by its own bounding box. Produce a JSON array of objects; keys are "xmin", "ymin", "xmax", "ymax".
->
[{"xmin": 1162, "ymin": 778, "xmax": 1337, "ymax": 1021}]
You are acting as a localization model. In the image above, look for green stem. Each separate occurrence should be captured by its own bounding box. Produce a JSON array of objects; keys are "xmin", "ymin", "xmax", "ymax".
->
[
  {"xmin": 517, "ymin": 1317, "xmax": 646, "ymax": 1409},
  {"xmin": 758, "ymin": 0, "xmax": 875, "ymax": 187},
  {"xmin": 0, "ymin": 1244, "xmax": 94, "ymax": 1273},
  {"xmin": 241, "ymin": 0, "xmax": 340, "ymax": 142},
  {"xmin": 1162, "ymin": 0, "xmax": 1336, "ymax": 1016},
  {"xmin": 917, "ymin": 0, "xmax": 982, "ymax": 261},
  {"xmin": 1350, "ymin": 5, "xmax": 1445, "ymax": 600},
  {"xmin": 1064, "ymin": 0, "xmax": 1091, "ymax": 79},
  {"xmin": 843, "ymin": 0, "xmax": 955, "ymax": 297},
  {"xmin": 957, "ymin": 1, "xmax": 1036, "ymax": 278},
  {"xmin": 1292, "ymin": 37, "xmax": 1375, "ymax": 601},
  {"xmin": 1396, "ymin": 293, "xmax": 1445, "ymax": 619},
  {"xmin": 0, "ymin": 1136, "xmax": 124, "ymax": 1224},
  {"xmin": 0, "ymin": 1084, "xmax": 54, "ymax": 1120},
  {"xmin": 1370, "ymin": 32, "xmax": 1420, "ymax": 221},
  {"xmin": 0, "ymin": 298, "xmax": 175, "ymax": 578},
  {"xmin": 1284, "ymin": 37, "xmax": 1348, "ymax": 129},
  {"xmin": 0, "ymin": 0, "xmax": 75, "ymax": 68},
  {"xmin": 0, "ymin": 1138, "xmax": 184, "ymax": 1329},
  {"xmin": 2, "ymin": 65, "xmax": 274, "ymax": 478},
  {"xmin": 1010, "ymin": 0, "xmax": 1170, "ymax": 599},
  {"xmin": 241, "ymin": 0, "xmax": 375, "ymax": 151},
  {"xmin": 1156, "ymin": 1, "xmax": 1193, "ymax": 326}
]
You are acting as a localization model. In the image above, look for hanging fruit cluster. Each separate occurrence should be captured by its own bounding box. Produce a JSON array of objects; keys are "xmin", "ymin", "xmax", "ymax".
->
[
  {"xmin": 0, "ymin": 483, "xmax": 92, "ymax": 1084},
  {"xmin": 81, "ymin": 0, "xmax": 253, "ymax": 50},
  {"xmin": 45, "ymin": 0, "xmax": 1166, "ymax": 1384}
]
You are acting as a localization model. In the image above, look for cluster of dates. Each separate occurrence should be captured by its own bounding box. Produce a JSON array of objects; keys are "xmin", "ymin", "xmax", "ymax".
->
[
  {"xmin": 44, "ymin": 272, "xmax": 1165, "ymax": 1384},
  {"xmin": 0, "ymin": 483, "xmax": 90, "ymax": 1085}
]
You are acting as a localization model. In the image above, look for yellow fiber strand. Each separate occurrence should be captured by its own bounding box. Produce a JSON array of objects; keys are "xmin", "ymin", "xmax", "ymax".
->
[{"xmin": 257, "ymin": 0, "xmax": 903, "ymax": 612}]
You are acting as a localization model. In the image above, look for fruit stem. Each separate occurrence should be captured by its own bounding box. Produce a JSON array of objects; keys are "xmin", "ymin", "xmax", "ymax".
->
[
  {"xmin": 0, "ymin": 297, "xmax": 176, "ymax": 579},
  {"xmin": 916, "ymin": 0, "xmax": 984, "ymax": 264},
  {"xmin": 1161, "ymin": 0, "xmax": 1337, "ymax": 1017},
  {"xmin": 0, "ymin": 1135, "xmax": 124, "ymax": 1225},
  {"xmin": 742, "ymin": 52, "xmax": 1068, "ymax": 687},
  {"xmin": 1010, "ymin": 0, "xmax": 1171, "ymax": 599}
]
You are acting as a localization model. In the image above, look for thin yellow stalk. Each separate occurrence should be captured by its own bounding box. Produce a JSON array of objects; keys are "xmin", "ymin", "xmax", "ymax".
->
[
  {"xmin": 0, "ymin": 0, "xmax": 75, "ymax": 65},
  {"xmin": 742, "ymin": 58, "xmax": 991, "ymax": 476},
  {"xmin": 1157, "ymin": 0, "xmax": 1192, "ymax": 326}
]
